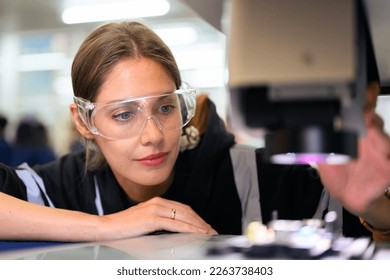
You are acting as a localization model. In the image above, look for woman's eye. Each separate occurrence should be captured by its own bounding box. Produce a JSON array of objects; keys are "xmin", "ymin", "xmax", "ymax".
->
[
  {"xmin": 113, "ymin": 111, "xmax": 133, "ymax": 121},
  {"xmin": 160, "ymin": 104, "xmax": 175, "ymax": 113}
]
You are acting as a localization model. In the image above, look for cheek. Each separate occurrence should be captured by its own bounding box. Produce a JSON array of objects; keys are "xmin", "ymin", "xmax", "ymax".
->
[
  {"xmin": 95, "ymin": 138, "xmax": 136, "ymax": 167},
  {"xmin": 167, "ymin": 129, "xmax": 182, "ymax": 151}
]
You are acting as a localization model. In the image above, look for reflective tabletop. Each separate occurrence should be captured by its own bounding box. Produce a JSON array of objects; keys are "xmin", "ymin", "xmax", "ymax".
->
[{"xmin": 0, "ymin": 233, "xmax": 389, "ymax": 260}]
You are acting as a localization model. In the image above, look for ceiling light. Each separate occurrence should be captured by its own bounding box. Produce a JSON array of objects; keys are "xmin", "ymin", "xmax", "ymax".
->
[{"xmin": 62, "ymin": 0, "xmax": 170, "ymax": 24}]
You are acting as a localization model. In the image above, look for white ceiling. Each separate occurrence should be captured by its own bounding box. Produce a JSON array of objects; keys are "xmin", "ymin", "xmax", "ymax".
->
[
  {"xmin": 0, "ymin": 0, "xmax": 203, "ymax": 32},
  {"xmin": 1, "ymin": 0, "xmax": 390, "ymax": 88}
]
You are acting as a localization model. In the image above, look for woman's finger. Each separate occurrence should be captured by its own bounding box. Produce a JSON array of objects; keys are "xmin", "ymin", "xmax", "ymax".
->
[{"xmin": 136, "ymin": 197, "xmax": 217, "ymax": 234}]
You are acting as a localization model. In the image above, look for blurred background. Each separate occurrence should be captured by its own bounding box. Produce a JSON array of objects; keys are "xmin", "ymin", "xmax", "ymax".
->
[{"xmin": 0, "ymin": 0, "xmax": 389, "ymax": 159}]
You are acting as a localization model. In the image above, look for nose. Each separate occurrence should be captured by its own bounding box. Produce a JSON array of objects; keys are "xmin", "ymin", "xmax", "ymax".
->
[
  {"xmin": 139, "ymin": 115, "xmax": 163, "ymax": 133},
  {"xmin": 139, "ymin": 115, "xmax": 163, "ymax": 145}
]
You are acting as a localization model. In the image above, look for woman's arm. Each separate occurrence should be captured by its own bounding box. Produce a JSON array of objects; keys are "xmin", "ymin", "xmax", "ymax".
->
[
  {"xmin": 0, "ymin": 192, "xmax": 216, "ymax": 242},
  {"xmin": 0, "ymin": 191, "xmax": 103, "ymax": 241}
]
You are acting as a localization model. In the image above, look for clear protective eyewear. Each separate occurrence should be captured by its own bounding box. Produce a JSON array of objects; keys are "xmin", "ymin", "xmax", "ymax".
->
[{"xmin": 74, "ymin": 82, "xmax": 196, "ymax": 140}]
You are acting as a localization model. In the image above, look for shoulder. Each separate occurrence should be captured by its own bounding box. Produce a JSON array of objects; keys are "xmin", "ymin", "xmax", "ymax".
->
[
  {"xmin": 0, "ymin": 162, "xmax": 27, "ymax": 198},
  {"xmin": 230, "ymin": 144, "xmax": 258, "ymax": 177},
  {"xmin": 34, "ymin": 152, "xmax": 85, "ymax": 175},
  {"xmin": 32, "ymin": 152, "xmax": 88, "ymax": 191},
  {"xmin": 229, "ymin": 144, "xmax": 262, "ymax": 230},
  {"xmin": 180, "ymin": 94, "xmax": 235, "ymax": 155}
]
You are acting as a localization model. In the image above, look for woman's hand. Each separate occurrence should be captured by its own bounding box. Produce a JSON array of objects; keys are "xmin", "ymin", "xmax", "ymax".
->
[
  {"xmin": 317, "ymin": 82, "xmax": 390, "ymax": 233},
  {"xmin": 98, "ymin": 197, "xmax": 217, "ymax": 240},
  {"xmin": 318, "ymin": 114, "xmax": 390, "ymax": 214}
]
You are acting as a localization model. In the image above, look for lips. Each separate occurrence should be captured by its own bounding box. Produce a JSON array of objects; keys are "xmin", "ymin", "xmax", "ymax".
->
[{"xmin": 136, "ymin": 152, "xmax": 168, "ymax": 167}]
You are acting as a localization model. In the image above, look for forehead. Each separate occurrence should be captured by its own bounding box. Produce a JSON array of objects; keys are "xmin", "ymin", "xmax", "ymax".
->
[{"xmin": 96, "ymin": 58, "xmax": 176, "ymax": 103}]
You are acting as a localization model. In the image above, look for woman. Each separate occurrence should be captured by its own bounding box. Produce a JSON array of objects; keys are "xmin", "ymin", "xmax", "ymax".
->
[
  {"xmin": 0, "ymin": 21, "xmax": 246, "ymax": 241},
  {"xmin": 0, "ymin": 21, "xmax": 389, "ymax": 242}
]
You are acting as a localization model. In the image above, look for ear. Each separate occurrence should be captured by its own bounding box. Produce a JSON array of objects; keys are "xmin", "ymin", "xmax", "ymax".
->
[{"xmin": 69, "ymin": 103, "xmax": 95, "ymax": 140}]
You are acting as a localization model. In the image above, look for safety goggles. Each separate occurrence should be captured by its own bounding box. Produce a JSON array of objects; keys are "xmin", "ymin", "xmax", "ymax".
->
[{"xmin": 74, "ymin": 82, "xmax": 196, "ymax": 140}]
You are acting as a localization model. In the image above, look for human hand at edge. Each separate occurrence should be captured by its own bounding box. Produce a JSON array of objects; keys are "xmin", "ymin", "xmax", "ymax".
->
[{"xmin": 318, "ymin": 82, "xmax": 390, "ymax": 216}]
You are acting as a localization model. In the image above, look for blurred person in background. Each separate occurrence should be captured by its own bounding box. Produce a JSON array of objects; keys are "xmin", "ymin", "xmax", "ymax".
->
[
  {"xmin": 11, "ymin": 115, "xmax": 57, "ymax": 167},
  {"xmin": 0, "ymin": 114, "xmax": 13, "ymax": 165}
]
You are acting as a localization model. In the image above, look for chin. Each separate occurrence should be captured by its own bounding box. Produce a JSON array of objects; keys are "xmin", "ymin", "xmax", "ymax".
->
[{"xmin": 135, "ymin": 168, "xmax": 172, "ymax": 186}]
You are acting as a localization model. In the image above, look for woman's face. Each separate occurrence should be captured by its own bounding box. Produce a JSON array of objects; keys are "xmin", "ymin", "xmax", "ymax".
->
[{"xmin": 93, "ymin": 57, "xmax": 181, "ymax": 190}]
